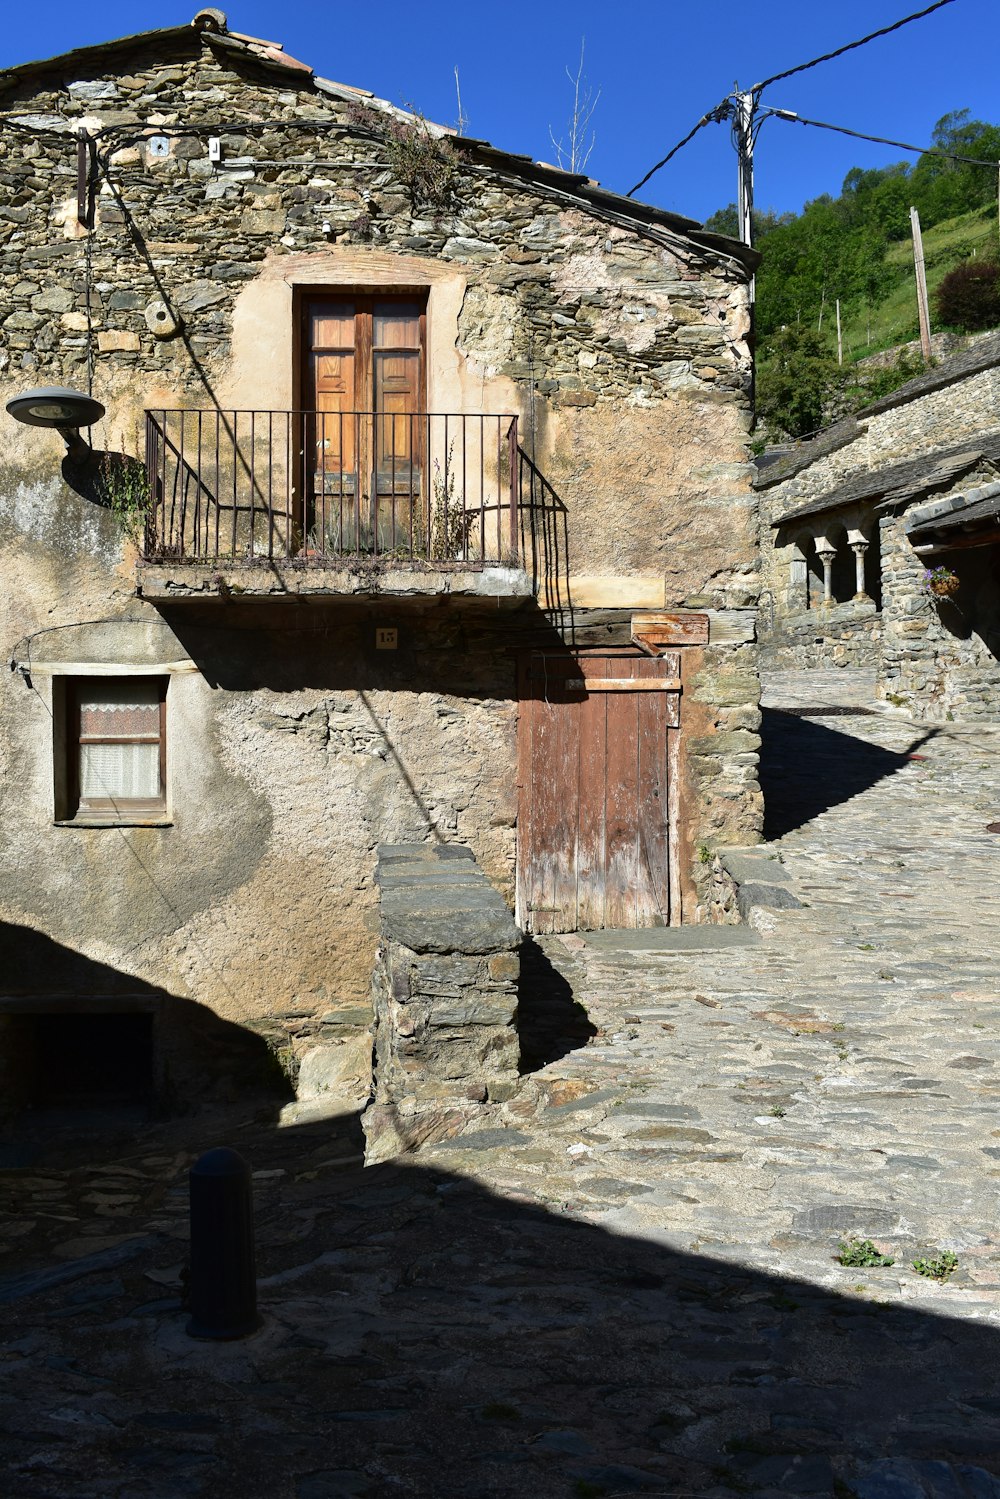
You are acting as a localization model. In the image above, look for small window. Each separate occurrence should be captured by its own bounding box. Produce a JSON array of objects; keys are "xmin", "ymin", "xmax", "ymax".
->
[{"xmin": 58, "ymin": 677, "xmax": 167, "ymax": 824}]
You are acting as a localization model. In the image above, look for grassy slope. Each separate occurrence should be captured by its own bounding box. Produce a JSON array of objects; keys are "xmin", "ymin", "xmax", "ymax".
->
[{"xmin": 836, "ymin": 204, "xmax": 997, "ymax": 363}]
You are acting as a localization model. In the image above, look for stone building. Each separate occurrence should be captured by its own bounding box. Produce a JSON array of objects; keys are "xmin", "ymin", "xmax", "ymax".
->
[
  {"xmin": 0, "ymin": 10, "xmax": 761, "ymax": 1121},
  {"xmin": 758, "ymin": 333, "xmax": 1000, "ymax": 720}
]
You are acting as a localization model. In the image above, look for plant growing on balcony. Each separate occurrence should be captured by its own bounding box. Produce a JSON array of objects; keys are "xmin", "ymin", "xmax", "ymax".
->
[
  {"xmin": 431, "ymin": 447, "xmax": 476, "ymax": 560},
  {"xmin": 97, "ymin": 451, "xmax": 152, "ymax": 546}
]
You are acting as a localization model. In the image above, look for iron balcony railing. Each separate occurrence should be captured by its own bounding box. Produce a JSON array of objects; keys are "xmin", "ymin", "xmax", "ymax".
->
[{"xmin": 144, "ymin": 409, "xmax": 520, "ymax": 566}]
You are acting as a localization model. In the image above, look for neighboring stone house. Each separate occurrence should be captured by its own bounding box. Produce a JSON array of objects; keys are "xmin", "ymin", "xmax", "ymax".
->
[
  {"xmin": 0, "ymin": 10, "xmax": 761, "ymax": 1121},
  {"xmin": 758, "ymin": 332, "xmax": 1000, "ymax": 720}
]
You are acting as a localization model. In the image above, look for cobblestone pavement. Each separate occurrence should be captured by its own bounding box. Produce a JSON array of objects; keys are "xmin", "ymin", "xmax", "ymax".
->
[{"xmin": 3, "ymin": 672, "xmax": 1000, "ymax": 1499}]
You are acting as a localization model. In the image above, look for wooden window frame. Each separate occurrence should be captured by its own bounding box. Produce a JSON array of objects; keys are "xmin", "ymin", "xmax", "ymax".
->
[{"xmin": 57, "ymin": 676, "xmax": 169, "ymax": 826}]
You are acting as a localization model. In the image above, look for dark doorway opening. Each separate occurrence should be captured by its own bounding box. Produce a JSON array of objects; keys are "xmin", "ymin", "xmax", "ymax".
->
[
  {"xmin": 39, "ymin": 1012, "xmax": 154, "ymax": 1106},
  {"xmin": 12, "ymin": 1011, "xmax": 155, "ymax": 1111}
]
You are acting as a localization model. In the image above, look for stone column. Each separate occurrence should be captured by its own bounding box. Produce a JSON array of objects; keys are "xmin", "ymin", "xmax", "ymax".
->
[
  {"xmin": 814, "ymin": 539, "xmax": 836, "ymax": 605},
  {"xmin": 789, "ymin": 543, "xmax": 808, "ymax": 612},
  {"xmin": 850, "ymin": 540, "xmax": 869, "ymax": 599}
]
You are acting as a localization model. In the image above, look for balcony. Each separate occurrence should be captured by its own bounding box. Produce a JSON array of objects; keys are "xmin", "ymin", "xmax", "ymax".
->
[{"xmin": 138, "ymin": 409, "xmax": 532, "ymax": 603}]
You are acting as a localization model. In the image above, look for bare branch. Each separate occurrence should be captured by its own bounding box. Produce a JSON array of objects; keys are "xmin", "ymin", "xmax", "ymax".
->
[{"xmin": 548, "ymin": 36, "xmax": 600, "ymax": 175}]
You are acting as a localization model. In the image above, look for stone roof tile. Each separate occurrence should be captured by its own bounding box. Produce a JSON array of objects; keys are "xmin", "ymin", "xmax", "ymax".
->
[
  {"xmin": 859, "ymin": 330, "xmax": 1000, "ymax": 416},
  {"xmin": 772, "ymin": 431, "xmax": 1000, "ymax": 529}
]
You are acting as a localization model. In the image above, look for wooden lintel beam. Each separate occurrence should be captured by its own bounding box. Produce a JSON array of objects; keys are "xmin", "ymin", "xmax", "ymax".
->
[
  {"xmin": 631, "ymin": 610, "xmax": 709, "ymax": 653},
  {"xmin": 912, "ymin": 526, "xmax": 1000, "ymax": 555},
  {"xmin": 566, "ymin": 677, "xmax": 682, "ymax": 692}
]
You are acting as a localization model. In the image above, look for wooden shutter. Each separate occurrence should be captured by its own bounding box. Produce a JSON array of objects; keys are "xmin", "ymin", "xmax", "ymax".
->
[{"xmin": 301, "ymin": 295, "xmax": 426, "ymax": 550}]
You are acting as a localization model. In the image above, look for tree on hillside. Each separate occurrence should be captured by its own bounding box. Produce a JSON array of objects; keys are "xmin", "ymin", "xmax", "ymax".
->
[
  {"xmin": 703, "ymin": 203, "xmax": 739, "ymax": 238},
  {"xmin": 935, "ymin": 259, "xmax": 1000, "ymax": 332},
  {"xmin": 756, "ymin": 325, "xmax": 843, "ymax": 440},
  {"xmin": 909, "ymin": 111, "xmax": 1000, "ymax": 227}
]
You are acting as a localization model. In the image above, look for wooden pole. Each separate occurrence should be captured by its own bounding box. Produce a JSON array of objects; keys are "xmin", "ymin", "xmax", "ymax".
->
[
  {"xmin": 910, "ymin": 205, "xmax": 932, "ymax": 364},
  {"xmin": 836, "ymin": 298, "xmax": 843, "ymax": 366}
]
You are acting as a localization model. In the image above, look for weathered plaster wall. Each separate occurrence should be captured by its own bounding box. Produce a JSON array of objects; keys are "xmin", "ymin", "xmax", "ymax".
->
[
  {"xmin": 0, "ymin": 30, "xmax": 761, "ymax": 1106},
  {"xmin": 0, "ymin": 582, "xmax": 519, "ymax": 1043}
]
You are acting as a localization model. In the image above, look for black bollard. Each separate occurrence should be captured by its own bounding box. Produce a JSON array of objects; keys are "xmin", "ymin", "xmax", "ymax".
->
[{"xmin": 186, "ymin": 1146, "xmax": 260, "ymax": 1339}]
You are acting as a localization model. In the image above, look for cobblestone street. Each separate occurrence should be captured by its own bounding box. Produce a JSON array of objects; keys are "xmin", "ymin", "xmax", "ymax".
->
[{"xmin": 3, "ymin": 672, "xmax": 1000, "ymax": 1499}]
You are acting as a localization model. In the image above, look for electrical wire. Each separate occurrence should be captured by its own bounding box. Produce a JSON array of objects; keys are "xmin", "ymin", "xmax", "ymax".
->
[
  {"xmin": 626, "ymin": 0, "xmax": 963, "ymax": 198},
  {"xmin": 772, "ymin": 109, "xmax": 1000, "ymax": 168},
  {"xmin": 751, "ymin": 0, "xmax": 958, "ymax": 93},
  {"xmin": 626, "ymin": 103, "xmax": 730, "ymax": 199}
]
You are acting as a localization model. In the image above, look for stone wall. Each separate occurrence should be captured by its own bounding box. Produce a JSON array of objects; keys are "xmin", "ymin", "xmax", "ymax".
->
[
  {"xmin": 757, "ymin": 346, "xmax": 1000, "ymax": 718},
  {"xmin": 0, "ymin": 21, "xmax": 762, "ymax": 1115},
  {"xmin": 363, "ymin": 843, "xmax": 521, "ymax": 1161},
  {"xmin": 865, "ymin": 369, "xmax": 1000, "ymax": 467},
  {"xmin": 0, "ymin": 31, "xmax": 756, "ymax": 599},
  {"xmin": 880, "ymin": 512, "xmax": 1000, "ymax": 719},
  {"xmin": 761, "ymin": 600, "xmax": 883, "ymax": 672}
]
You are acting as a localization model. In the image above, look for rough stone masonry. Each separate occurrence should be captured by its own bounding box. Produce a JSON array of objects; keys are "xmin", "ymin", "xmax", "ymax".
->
[{"xmin": 364, "ymin": 844, "xmax": 521, "ymax": 1161}]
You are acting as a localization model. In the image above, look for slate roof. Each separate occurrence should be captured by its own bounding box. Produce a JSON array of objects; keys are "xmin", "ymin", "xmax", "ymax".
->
[
  {"xmin": 0, "ymin": 9, "xmax": 758, "ymax": 274},
  {"xmin": 906, "ymin": 481, "xmax": 1000, "ymax": 544},
  {"xmin": 755, "ymin": 331, "xmax": 1000, "ymax": 493},
  {"xmin": 754, "ymin": 416, "xmax": 863, "ymax": 491},
  {"xmin": 861, "ymin": 330, "xmax": 1000, "ymax": 416},
  {"xmin": 772, "ymin": 431, "xmax": 1000, "ymax": 530}
]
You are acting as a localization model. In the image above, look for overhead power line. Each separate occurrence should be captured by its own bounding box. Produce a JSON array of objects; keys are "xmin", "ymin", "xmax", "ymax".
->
[
  {"xmin": 772, "ymin": 108, "xmax": 1000, "ymax": 168},
  {"xmin": 626, "ymin": 0, "xmax": 961, "ymax": 201},
  {"xmin": 626, "ymin": 103, "xmax": 730, "ymax": 198},
  {"xmin": 751, "ymin": 0, "xmax": 958, "ymax": 93}
]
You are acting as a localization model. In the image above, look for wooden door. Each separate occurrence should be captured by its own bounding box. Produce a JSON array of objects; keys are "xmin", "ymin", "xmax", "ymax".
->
[
  {"xmin": 301, "ymin": 295, "xmax": 426, "ymax": 551},
  {"xmin": 517, "ymin": 652, "xmax": 681, "ymax": 933},
  {"xmin": 372, "ymin": 302, "xmax": 423, "ymax": 549},
  {"xmin": 303, "ymin": 297, "xmax": 361, "ymax": 549}
]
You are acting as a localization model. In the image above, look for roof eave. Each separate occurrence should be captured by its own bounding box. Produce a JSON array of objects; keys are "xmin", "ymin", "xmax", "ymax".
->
[{"xmin": 0, "ymin": 27, "xmax": 197, "ymax": 94}]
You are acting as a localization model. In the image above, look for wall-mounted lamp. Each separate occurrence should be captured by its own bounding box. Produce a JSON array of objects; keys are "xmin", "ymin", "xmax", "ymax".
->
[{"xmin": 6, "ymin": 386, "xmax": 105, "ymax": 463}]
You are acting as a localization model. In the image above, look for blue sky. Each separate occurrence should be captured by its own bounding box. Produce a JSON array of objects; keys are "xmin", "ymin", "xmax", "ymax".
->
[{"xmin": 3, "ymin": 0, "xmax": 998, "ymax": 225}]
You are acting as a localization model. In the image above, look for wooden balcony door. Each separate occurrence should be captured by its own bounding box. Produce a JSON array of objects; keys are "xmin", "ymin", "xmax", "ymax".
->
[
  {"xmin": 301, "ymin": 294, "xmax": 426, "ymax": 551},
  {"xmin": 517, "ymin": 653, "xmax": 682, "ymax": 933}
]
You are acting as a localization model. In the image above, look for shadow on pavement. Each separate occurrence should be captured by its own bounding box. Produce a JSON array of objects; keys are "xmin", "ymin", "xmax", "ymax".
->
[
  {"xmin": 3, "ymin": 1098, "xmax": 1000, "ymax": 1499},
  {"xmin": 3, "ymin": 918, "xmax": 999, "ymax": 1498},
  {"xmin": 516, "ymin": 933, "xmax": 597, "ymax": 1073},
  {"xmin": 760, "ymin": 708, "xmax": 938, "ymax": 840}
]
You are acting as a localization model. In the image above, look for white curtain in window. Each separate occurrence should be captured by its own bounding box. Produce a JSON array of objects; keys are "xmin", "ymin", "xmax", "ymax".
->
[
  {"xmin": 79, "ymin": 680, "xmax": 161, "ymax": 803},
  {"xmin": 80, "ymin": 742, "xmax": 160, "ymax": 801}
]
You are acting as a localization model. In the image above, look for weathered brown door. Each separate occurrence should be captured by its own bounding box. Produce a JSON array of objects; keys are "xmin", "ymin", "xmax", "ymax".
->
[
  {"xmin": 301, "ymin": 295, "xmax": 426, "ymax": 550},
  {"xmin": 517, "ymin": 653, "xmax": 681, "ymax": 933}
]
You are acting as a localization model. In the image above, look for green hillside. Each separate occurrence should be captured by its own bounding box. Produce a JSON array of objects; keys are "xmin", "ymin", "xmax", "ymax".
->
[
  {"xmin": 703, "ymin": 111, "xmax": 1000, "ymax": 438},
  {"xmin": 840, "ymin": 203, "xmax": 997, "ymax": 360}
]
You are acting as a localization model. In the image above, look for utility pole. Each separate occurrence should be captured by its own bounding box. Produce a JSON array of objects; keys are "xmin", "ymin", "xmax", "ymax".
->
[
  {"xmin": 836, "ymin": 299, "xmax": 843, "ymax": 366},
  {"xmin": 910, "ymin": 205, "xmax": 933, "ymax": 364},
  {"xmin": 734, "ymin": 89, "xmax": 756, "ymax": 249},
  {"xmin": 731, "ymin": 85, "xmax": 759, "ymax": 412}
]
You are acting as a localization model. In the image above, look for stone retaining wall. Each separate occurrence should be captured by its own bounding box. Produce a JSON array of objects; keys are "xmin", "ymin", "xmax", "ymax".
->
[
  {"xmin": 761, "ymin": 599, "xmax": 883, "ymax": 673},
  {"xmin": 363, "ymin": 843, "xmax": 521, "ymax": 1161}
]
